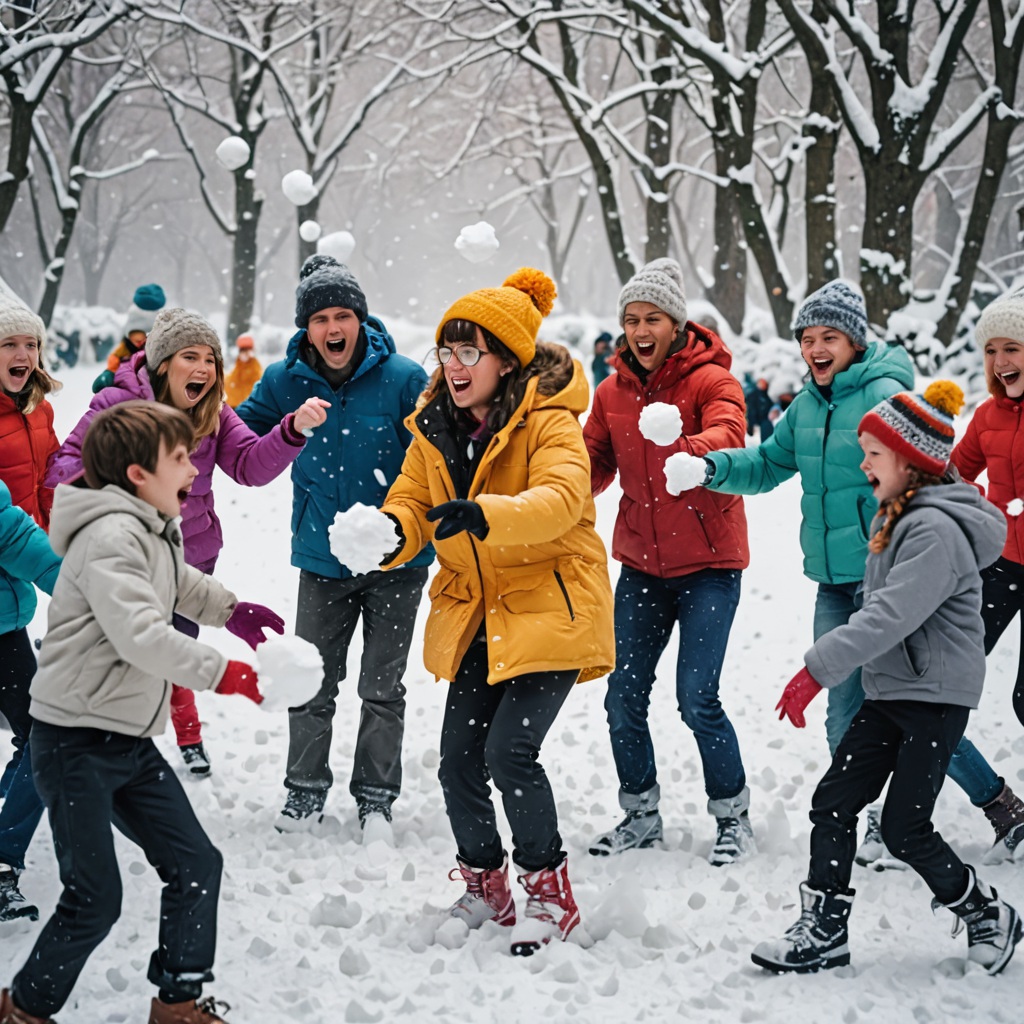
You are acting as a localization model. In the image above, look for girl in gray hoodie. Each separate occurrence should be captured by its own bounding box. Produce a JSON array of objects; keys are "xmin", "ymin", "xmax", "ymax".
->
[{"xmin": 751, "ymin": 381, "xmax": 1022, "ymax": 978}]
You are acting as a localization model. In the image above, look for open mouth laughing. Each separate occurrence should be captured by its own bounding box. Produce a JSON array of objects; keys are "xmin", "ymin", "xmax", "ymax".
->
[
  {"xmin": 634, "ymin": 341, "xmax": 656, "ymax": 358},
  {"xmin": 7, "ymin": 365, "xmax": 29, "ymax": 384},
  {"xmin": 450, "ymin": 376, "xmax": 471, "ymax": 394},
  {"xmin": 184, "ymin": 381, "xmax": 206, "ymax": 401},
  {"xmin": 326, "ymin": 337, "xmax": 347, "ymax": 354},
  {"xmin": 999, "ymin": 370, "xmax": 1021, "ymax": 388},
  {"xmin": 812, "ymin": 357, "xmax": 833, "ymax": 376}
]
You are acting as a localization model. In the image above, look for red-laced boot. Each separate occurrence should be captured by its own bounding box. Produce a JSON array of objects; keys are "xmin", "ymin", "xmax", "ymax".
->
[
  {"xmin": 0, "ymin": 989, "xmax": 55, "ymax": 1024},
  {"xmin": 510, "ymin": 855, "xmax": 580, "ymax": 956},
  {"xmin": 447, "ymin": 855, "xmax": 516, "ymax": 928}
]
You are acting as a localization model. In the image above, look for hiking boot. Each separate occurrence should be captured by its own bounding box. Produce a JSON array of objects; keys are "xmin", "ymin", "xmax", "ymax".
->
[
  {"xmin": 751, "ymin": 881, "xmax": 855, "ymax": 973},
  {"xmin": 854, "ymin": 805, "xmax": 907, "ymax": 871},
  {"xmin": 179, "ymin": 743, "xmax": 211, "ymax": 779},
  {"xmin": 0, "ymin": 988, "xmax": 54, "ymax": 1024},
  {"xmin": 981, "ymin": 783, "xmax": 1024, "ymax": 866},
  {"xmin": 510, "ymin": 855, "xmax": 580, "ymax": 956},
  {"xmin": 0, "ymin": 865, "xmax": 39, "ymax": 922},
  {"xmin": 708, "ymin": 786, "xmax": 757, "ymax": 866},
  {"xmin": 357, "ymin": 799, "xmax": 394, "ymax": 846},
  {"xmin": 588, "ymin": 809, "xmax": 663, "ymax": 856},
  {"xmin": 447, "ymin": 855, "xmax": 516, "ymax": 928},
  {"xmin": 148, "ymin": 996, "xmax": 230, "ymax": 1023},
  {"xmin": 936, "ymin": 866, "xmax": 1023, "ymax": 975},
  {"xmin": 274, "ymin": 788, "xmax": 326, "ymax": 833}
]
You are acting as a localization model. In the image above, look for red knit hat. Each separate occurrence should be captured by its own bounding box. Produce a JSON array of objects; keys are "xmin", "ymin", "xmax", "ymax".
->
[{"xmin": 236, "ymin": 334, "xmax": 255, "ymax": 350}]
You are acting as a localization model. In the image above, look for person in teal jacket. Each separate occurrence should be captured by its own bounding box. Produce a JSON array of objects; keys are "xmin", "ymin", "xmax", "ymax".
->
[{"xmin": 237, "ymin": 254, "xmax": 433, "ymax": 838}]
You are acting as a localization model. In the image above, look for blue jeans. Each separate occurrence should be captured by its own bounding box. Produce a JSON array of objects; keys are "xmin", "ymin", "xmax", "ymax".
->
[
  {"xmin": 604, "ymin": 566, "xmax": 746, "ymax": 801},
  {"xmin": 0, "ymin": 735, "xmax": 44, "ymax": 871}
]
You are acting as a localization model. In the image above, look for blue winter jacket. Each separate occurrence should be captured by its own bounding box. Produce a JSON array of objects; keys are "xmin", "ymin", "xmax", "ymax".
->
[
  {"xmin": 705, "ymin": 341, "xmax": 915, "ymax": 585},
  {"xmin": 237, "ymin": 317, "xmax": 433, "ymax": 579},
  {"xmin": 0, "ymin": 480, "xmax": 61, "ymax": 634}
]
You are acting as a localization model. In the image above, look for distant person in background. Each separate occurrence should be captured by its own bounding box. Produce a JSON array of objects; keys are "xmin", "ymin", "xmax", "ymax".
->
[
  {"xmin": 592, "ymin": 331, "xmax": 614, "ymax": 388},
  {"xmin": 92, "ymin": 283, "xmax": 166, "ymax": 393},
  {"xmin": 745, "ymin": 378, "xmax": 775, "ymax": 441},
  {"xmin": 225, "ymin": 333, "xmax": 263, "ymax": 408}
]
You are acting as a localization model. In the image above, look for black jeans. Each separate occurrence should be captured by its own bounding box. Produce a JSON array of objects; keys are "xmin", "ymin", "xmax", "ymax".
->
[
  {"xmin": 0, "ymin": 628, "xmax": 35, "ymax": 796},
  {"xmin": 980, "ymin": 557, "xmax": 1024, "ymax": 728},
  {"xmin": 808, "ymin": 699, "xmax": 970, "ymax": 904},
  {"xmin": 438, "ymin": 636, "xmax": 577, "ymax": 872},
  {"xmin": 12, "ymin": 722, "xmax": 223, "ymax": 1018}
]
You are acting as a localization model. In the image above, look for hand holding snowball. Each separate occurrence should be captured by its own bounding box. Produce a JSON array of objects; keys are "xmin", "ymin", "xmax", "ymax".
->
[
  {"xmin": 638, "ymin": 402, "xmax": 683, "ymax": 446},
  {"xmin": 664, "ymin": 452, "xmax": 711, "ymax": 495},
  {"xmin": 329, "ymin": 503, "xmax": 401, "ymax": 575},
  {"xmin": 216, "ymin": 661, "xmax": 263, "ymax": 704},
  {"xmin": 225, "ymin": 602, "xmax": 285, "ymax": 650},
  {"xmin": 292, "ymin": 397, "xmax": 331, "ymax": 435}
]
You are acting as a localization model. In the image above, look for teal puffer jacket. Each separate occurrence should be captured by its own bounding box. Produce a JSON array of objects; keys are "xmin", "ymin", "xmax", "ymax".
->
[
  {"xmin": 704, "ymin": 342, "xmax": 914, "ymax": 584},
  {"xmin": 0, "ymin": 480, "xmax": 60, "ymax": 633}
]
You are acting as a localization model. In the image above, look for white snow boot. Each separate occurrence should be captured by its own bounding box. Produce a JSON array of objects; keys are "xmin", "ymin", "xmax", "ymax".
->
[
  {"xmin": 980, "ymin": 782, "xmax": 1024, "ymax": 866},
  {"xmin": 275, "ymin": 787, "xmax": 326, "ymax": 833},
  {"xmin": 179, "ymin": 743, "xmax": 211, "ymax": 779},
  {"xmin": 447, "ymin": 855, "xmax": 516, "ymax": 928},
  {"xmin": 936, "ymin": 866, "xmax": 1023, "ymax": 975},
  {"xmin": 510, "ymin": 855, "xmax": 580, "ymax": 956},
  {"xmin": 751, "ymin": 881, "xmax": 854, "ymax": 973},
  {"xmin": 589, "ymin": 784, "xmax": 663, "ymax": 856},
  {"xmin": 708, "ymin": 786, "xmax": 756, "ymax": 866},
  {"xmin": 854, "ymin": 805, "xmax": 908, "ymax": 871}
]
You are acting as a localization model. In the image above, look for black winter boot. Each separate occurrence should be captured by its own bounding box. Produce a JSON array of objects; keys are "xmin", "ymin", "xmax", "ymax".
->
[
  {"xmin": 937, "ymin": 866, "xmax": 1023, "ymax": 975},
  {"xmin": 0, "ymin": 865, "xmax": 39, "ymax": 922},
  {"xmin": 981, "ymin": 782, "xmax": 1024, "ymax": 865},
  {"xmin": 751, "ymin": 881, "xmax": 854, "ymax": 973}
]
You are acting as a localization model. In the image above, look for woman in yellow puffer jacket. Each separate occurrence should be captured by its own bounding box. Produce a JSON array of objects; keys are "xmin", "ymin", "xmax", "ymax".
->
[{"xmin": 382, "ymin": 268, "xmax": 613, "ymax": 957}]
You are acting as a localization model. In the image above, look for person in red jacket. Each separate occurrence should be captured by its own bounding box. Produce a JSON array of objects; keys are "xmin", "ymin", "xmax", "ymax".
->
[{"xmin": 583, "ymin": 258, "xmax": 754, "ymax": 864}]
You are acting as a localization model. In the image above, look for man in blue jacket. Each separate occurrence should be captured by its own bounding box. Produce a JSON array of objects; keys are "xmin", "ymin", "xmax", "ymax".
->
[{"xmin": 238, "ymin": 255, "xmax": 432, "ymax": 838}]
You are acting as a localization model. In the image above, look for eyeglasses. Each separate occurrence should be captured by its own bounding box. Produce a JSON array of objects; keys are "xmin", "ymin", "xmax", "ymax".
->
[{"xmin": 436, "ymin": 345, "xmax": 489, "ymax": 367}]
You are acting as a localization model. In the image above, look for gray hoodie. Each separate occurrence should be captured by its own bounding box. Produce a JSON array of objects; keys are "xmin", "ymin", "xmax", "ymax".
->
[
  {"xmin": 30, "ymin": 484, "xmax": 236, "ymax": 737},
  {"xmin": 805, "ymin": 482, "xmax": 1006, "ymax": 709}
]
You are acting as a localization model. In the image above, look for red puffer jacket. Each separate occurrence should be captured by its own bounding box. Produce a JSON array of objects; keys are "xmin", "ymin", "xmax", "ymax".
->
[
  {"xmin": 584, "ymin": 324, "xmax": 749, "ymax": 578},
  {"xmin": 951, "ymin": 394, "xmax": 1024, "ymax": 564},
  {"xmin": 0, "ymin": 392, "xmax": 58, "ymax": 529}
]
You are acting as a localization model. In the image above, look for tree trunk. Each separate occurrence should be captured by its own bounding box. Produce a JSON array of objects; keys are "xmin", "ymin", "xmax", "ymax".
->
[
  {"xmin": 706, "ymin": 182, "xmax": 746, "ymax": 334},
  {"xmin": 0, "ymin": 94, "xmax": 35, "ymax": 235},
  {"xmin": 642, "ymin": 35, "xmax": 674, "ymax": 263},
  {"xmin": 297, "ymin": 193, "xmax": 321, "ymax": 267},
  {"xmin": 36, "ymin": 175, "xmax": 84, "ymax": 325},
  {"xmin": 227, "ymin": 168, "xmax": 262, "ymax": 343}
]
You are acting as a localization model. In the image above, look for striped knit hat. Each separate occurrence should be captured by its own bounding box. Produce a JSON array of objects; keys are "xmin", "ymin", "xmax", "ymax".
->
[{"xmin": 858, "ymin": 380, "xmax": 965, "ymax": 476}]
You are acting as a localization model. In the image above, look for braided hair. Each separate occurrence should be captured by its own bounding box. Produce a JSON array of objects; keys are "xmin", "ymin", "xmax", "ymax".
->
[{"xmin": 868, "ymin": 467, "xmax": 945, "ymax": 554}]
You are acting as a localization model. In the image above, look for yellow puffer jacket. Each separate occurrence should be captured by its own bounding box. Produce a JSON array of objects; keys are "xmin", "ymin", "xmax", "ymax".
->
[
  {"xmin": 383, "ymin": 342, "xmax": 614, "ymax": 685},
  {"xmin": 225, "ymin": 356, "xmax": 263, "ymax": 408}
]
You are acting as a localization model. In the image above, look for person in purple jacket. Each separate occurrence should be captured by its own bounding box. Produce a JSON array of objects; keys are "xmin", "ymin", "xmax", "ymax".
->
[{"xmin": 46, "ymin": 308, "xmax": 328, "ymax": 777}]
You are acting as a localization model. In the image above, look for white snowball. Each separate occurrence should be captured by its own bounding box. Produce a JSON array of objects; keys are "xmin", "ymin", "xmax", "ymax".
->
[
  {"xmin": 256, "ymin": 634, "xmax": 323, "ymax": 712},
  {"xmin": 638, "ymin": 402, "xmax": 683, "ymax": 445},
  {"xmin": 664, "ymin": 451, "xmax": 708, "ymax": 495},
  {"xmin": 215, "ymin": 136, "xmax": 251, "ymax": 170},
  {"xmin": 299, "ymin": 219, "xmax": 322, "ymax": 242},
  {"xmin": 454, "ymin": 221, "xmax": 500, "ymax": 264},
  {"xmin": 281, "ymin": 169, "xmax": 318, "ymax": 206},
  {"xmin": 1007, "ymin": 498, "xmax": 1024, "ymax": 517},
  {"xmin": 329, "ymin": 502, "xmax": 399, "ymax": 576},
  {"xmin": 317, "ymin": 230, "xmax": 356, "ymax": 263}
]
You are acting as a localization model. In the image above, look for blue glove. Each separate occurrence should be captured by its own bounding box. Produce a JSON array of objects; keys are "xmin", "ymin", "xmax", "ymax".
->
[{"xmin": 425, "ymin": 499, "xmax": 489, "ymax": 540}]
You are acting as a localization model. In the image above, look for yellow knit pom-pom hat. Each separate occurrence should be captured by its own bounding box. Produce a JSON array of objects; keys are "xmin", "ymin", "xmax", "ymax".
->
[
  {"xmin": 858, "ymin": 379, "xmax": 965, "ymax": 475},
  {"xmin": 436, "ymin": 268, "xmax": 557, "ymax": 367}
]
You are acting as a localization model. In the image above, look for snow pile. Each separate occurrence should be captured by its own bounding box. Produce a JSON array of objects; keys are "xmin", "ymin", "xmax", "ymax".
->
[
  {"xmin": 454, "ymin": 221, "xmax": 500, "ymax": 264},
  {"xmin": 256, "ymin": 634, "xmax": 323, "ymax": 712},
  {"xmin": 299, "ymin": 220, "xmax": 321, "ymax": 243},
  {"xmin": 329, "ymin": 502, "xmax": 400, "ymax": 575},
  {"xmin": 638, "ymin": 402, "xmax": 682, "ymax": 445},
  {"xmin": 215, "ymin": 137, "xmax": 251, "ymax": 171},
  {"xmin": 317, "ymin": 231, "xmax": 356, "ymax": 263},
  {"xmin": 281, "ymin": 170, "xmax": 318, "ymax": 206},
  {"xmin": 664, "ymin": 451, "xmax": 708, "ymax": 495}
]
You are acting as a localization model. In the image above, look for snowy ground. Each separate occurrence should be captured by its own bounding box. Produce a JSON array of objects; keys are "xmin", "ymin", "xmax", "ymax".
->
[{"xmin": 3, "ymin": 359, "xmax": 1023, "ymax": 1024}]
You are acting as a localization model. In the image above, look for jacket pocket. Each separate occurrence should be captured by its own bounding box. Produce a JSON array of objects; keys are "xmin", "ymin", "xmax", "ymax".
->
[
  {"xmin": 498, "ymin": 560, "xmax": 579, "ymax": 619},
  {"xmin": 428, "ymin": 567, "xmax": 473, "ymax": 604},
  {"xmin": 899, "ymin": 627, "xmax": 931, "ymax": 679}
]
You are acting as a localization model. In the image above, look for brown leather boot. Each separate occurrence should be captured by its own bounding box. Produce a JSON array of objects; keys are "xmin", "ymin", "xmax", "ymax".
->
[
  {"xmin": 147, "ymin": 996, "xmax": 230, "ymax": 1023},
  {"xmin": 0, "ymin": 988, "xmax": 55, "ymax": 1024}
]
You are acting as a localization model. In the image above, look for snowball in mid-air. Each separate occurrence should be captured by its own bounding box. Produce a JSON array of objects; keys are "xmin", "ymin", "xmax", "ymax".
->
[
  {"xmin": 256, "ymin": 634, "xmax": 323, "ymax": 712},
  {"xmin": 664, "ymin": 451, "xmax": 709, "ymax": 495},
  {"xmin": 215, "ymin": 136, "xmax": 251, "ymax": 170},
  {"xmin": 639, "ymin": 402, "xmax": 683, "ymax": 446},
  {"xmin": 455, "ymin": 221, "xmax": 500, "ymax": 264},
  {"xmin": 1008, "ymin": 498, "xmax": 1024, "ymax": 517},
  {"xmin": 329, "ymin": 503, "xmax": 400, "ymax": 576},
  {"xmin": 282, "ymin": 169, "xmax": 318, "ymax": 206},
  {"xmin": 299, "ymin": 220, "xmax": 322, "ymax": 242},
  {"xmin": 317, "ymin": 230, "xmax": 356, "ymax": 263}
]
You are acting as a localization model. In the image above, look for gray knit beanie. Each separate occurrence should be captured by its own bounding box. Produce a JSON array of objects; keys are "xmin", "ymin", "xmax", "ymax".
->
[
  {"xmin": 793, "ymin": 280, "xmax": 868, "ymax": 350},
  {"xmin": 617, "ymin": 258, "xmax": 688, "ymax": 326},
  {"xmin": 295, "ymin": 254, "xmax": 367, "ymax": 327},
  {"xmin": 976, "ymin": 287, "xmax": 1024, "ymax": 347},
  {"xmin": 0, "ymin": 292, "xmax": 45, "ymax": 346},
  {"xmin": 145, "ymin": 308, "xmax": 223, "ymax": 371}
]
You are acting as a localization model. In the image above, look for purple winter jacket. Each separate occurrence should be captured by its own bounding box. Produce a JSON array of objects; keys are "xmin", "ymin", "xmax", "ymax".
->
[{"xmin": 45, "ymin": 351, "xmax": 304, "ymax": 567}]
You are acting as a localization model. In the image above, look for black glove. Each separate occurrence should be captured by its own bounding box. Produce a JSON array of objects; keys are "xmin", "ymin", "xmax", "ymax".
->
[
  {"xmin": 379, "ymin": 511, "xmax": 406, "ymax": 565},
  {"xmin": 425, "ymin": 499, "xmax": 489, "ymax": 540}
]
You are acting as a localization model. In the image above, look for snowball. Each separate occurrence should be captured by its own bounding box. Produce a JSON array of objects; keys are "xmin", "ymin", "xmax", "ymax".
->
[
  {"xmin": 329, "ymin": 502, "xmax": 399, "ymax": 576},
  {"xmin": 317, "ymin": 230, "xmax": 356, "ymax": 263},
  {"xmin": 310, "ymin": 893, "xmax": 362, "ymax": 929},
  {"xmin": 1007, "ymin": 498, "xmax": 1024, "ymax": 517},
  {"xmin": 639, "ymin": 402, "xmax": 683, "ymax": 445},
  {"xmin": 215, "ymin": 136, "xmax": 251, "ymax": 170},
  {"xmin": 299, "ymin": 220, "xmax": 322, "ymax": 242},
  {"xmin": 664, "ymin": 451, "xmax": 709, "ymax": 495},
  {"xmin": 282, "ymin": 169, "xmax": 318, "ymax": 206},
  {"xmin": 454, "ymin": 221, "xmax": 500, "ymax": 264},
  {"xmin": 256, "ymin": 634, "xmax": 323, "ymax": 712}
]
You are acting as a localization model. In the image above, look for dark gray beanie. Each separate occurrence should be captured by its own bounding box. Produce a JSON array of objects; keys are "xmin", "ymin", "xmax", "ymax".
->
[
  {"xmin": 145, "ymin": 308, "xmax": 223, "ymax": 370},
  {"xmin": 295, "ymin": 254, "xmax": 367, "ymax": 327},
  {"xmin": 793, "ymin": 281, "xmax": 868, "ymax": 350}
]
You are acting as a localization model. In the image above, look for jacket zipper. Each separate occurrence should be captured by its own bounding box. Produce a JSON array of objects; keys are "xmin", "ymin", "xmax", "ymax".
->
[
  {"xmin": 821, "ymin": 404, "xmax": 834, "ymax": 580},
  {"xmin": 438, "ymin": 469, "xmax": 488, "ymax": 606},
  {"xmin": 553, "ymin": 570, "xmax": 575, "ymax": 621},
  {"xmin": 693, "ymin": 509, "xmax": 717, "ymax": 554}
]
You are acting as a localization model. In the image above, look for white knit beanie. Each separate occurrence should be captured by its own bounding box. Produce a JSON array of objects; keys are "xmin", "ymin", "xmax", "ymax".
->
[
  {"xmin": 976, "ymin": 287, "xmax": 1024, "ymax": 347},
  {"xmin": 617, "ymin": 258, "xmax": 688, "ymax": 326},
  {"xmin": 0, "ymin": 292, "xmax": 46, "ymax": 346}
]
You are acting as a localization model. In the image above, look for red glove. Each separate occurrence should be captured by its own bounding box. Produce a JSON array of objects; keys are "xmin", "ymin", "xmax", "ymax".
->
[
  {"xmin": 775, "ymin": 666, "xmax": 823, "ymax": 729},
  {"xmin": 215, "ymin": 660, "xmax": 263, "ymax": 705}
]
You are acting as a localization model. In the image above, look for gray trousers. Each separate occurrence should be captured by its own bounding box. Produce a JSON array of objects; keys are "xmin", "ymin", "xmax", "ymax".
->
[{"xmin": 287, "ymin": 567, "xmax": 428, "ymax": 805}]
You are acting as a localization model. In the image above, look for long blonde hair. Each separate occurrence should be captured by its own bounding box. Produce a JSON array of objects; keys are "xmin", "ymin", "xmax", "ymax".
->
[
  {"xmin": 150, "ymin": 350, "xmax": 224, "ymax": 441},
  {"xmin": 12, "ymin": 333, "xmax": 62, "ymax": 414}
]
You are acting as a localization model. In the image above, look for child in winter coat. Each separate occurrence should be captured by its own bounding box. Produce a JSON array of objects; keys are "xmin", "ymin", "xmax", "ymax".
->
[
  {"xmin": 224, "ymin": 333, "xmax": 262, "ymax": 408},
  {"xmin": 47, "ymin": 307, "xmax": 324, "ymax": 779},
  {"xmin": 381, "ymin": 269, "xmax": 614, "ymax": 956},
  {"xmin": 668, "ymin": 281, "xmax": 1023, "ymax": 866},
  {"xmin": 91, "ymin": 283, "xmax": 166, "ymax": 393},
  {"xmin": 237, "ymin": 255, "xmax": 431, "ymax": 837},
  {"xmin": 753, "ymin": 382, "xmax": 1022, "ymax": 977},
  {"xmin": 2, "ymin": 401, "xmax": 281, "ymax": 1024},
  {"xmin": 582, "ymin": 258, "xmax": 754, "ymax": 865}
]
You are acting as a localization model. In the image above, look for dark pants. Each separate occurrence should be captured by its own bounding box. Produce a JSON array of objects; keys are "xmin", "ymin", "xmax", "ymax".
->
[
  {"xmin": 438, "ymin": 636, "xmax": 577, "ymax": 872},
  {"xmin": 287, "ymin": 567, "xmax": 428, "ymax": 805},
  {"xmin": 808, "ymin": 699, "xmax": 970, "ymax": 904},
  {"xmin": 12, "ymin": 722, "xmax": 223, "ymax": 1018},
  {"xmin": 979, "ymin": 557, "xmax": 1024, "ymax": 728}
]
